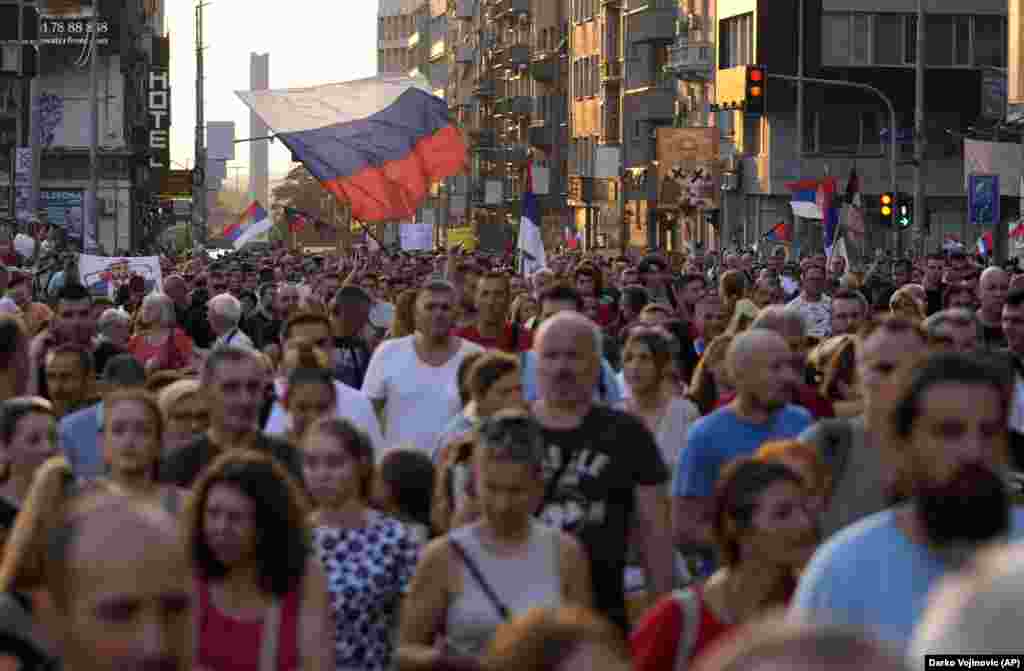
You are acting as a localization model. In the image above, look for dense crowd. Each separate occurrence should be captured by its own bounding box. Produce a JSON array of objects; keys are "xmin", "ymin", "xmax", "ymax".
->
[{"xmin": 0, "ymin": 238, "xmax": 1017, "ymax": 671}]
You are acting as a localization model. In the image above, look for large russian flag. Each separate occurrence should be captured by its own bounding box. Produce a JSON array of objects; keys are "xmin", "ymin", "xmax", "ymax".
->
[{"xmin": 236, "ymin": 75, "xmax": 467, "ymax": 223}]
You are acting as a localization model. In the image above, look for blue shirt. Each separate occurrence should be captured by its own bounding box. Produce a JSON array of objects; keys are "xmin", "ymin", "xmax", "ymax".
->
[
  {"xmin": 520, "ymin": 351, "xmax": 623, "ymax": 406},
  {"xmin": 672, "ymin": 404, "xmax": 812, "ymax": 498},
  {"xmin": 791, "ymin": 507, "xmax": 1024, "ymax": 651},
  {"xmin": 59, "ymin": 401, "xmax": 105, "ymax": 479}
]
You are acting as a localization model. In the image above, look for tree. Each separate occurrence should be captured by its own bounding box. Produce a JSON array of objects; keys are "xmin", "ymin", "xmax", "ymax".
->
[{"xmin": 271, "ymin": 165, "xmax": 332, "ymax": 218}]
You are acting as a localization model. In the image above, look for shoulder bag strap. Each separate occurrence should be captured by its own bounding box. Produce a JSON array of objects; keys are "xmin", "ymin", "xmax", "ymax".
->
[
  {"xmin": 672, "ymin": 588, "xmax": 702, "ymax": 671},
  {"xmin": 259, "ymin": 598, "xmax": 283, "ymax": 671},
  {"xmin": 448, "ymin": 539, "xmax": 510, "ymax": 620}
]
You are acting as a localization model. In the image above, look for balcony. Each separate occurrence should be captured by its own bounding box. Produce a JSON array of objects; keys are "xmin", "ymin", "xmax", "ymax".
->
[
  {"xmin": 626, "ymin": 4, "xmax": 678, "ymax": 44},
  {"xmin": 453, "ymin": 0, "xmax": 475, "ymax": 19},
  {"xmin": 624, "ymin": 82, "xmax": 676, "ymax": 121},
  {"xmin": 502, "ymin": 0, "xmax": 530, "ymax": 16},
  {"xmin": 470, "ymin": 128, "xmax": 497, "ymax": 147},
  {"xmin": 430, "ymin": 39, "xmax": 447, "ymax": 61},
  {"xmin": 530, "ymin": 55, "xmax": 555, "ymax": 81},
  {"xmin": 600, "ymin": 60, "xmax": 622, "ymax": 82},
  {"xmin": 455, "ymin": 45, "xmax": 474, "ymax": 63},
  {"xmin": 666, "ymin": 38, "xmax": 713, "ymax": 80},
  {"xmin": 507, "ymin": 44, "xmax": 530, "ymax": 66},
  {"xmin": 507, "ymin": 95, "xmax": 531, "ymax": 117},
  {"xmin": 473, "ymin": 78, "xmax": 496, "ymax": 97}
]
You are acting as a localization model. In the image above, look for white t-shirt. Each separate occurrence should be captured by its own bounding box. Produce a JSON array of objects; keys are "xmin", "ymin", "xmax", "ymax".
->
[
  {"xmin": 264, "ymin": 379, "xmax": 385, "ymax": 455},
  {"xmin": 362, "ymin": 335, "xmax": 484, "ymax": 455}
]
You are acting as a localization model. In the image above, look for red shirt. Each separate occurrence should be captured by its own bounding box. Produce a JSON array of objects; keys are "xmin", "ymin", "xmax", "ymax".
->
[
  {"xmin": 631, "ymin": 585, "xmax": 736, "ymax": 671},
  {"xmin": 452, "ymin": 322, "xmax": 531, "ymax": 353},
  {"xmin": 715, "ymin": 385, "xmax": 835, "ymax": 419}
]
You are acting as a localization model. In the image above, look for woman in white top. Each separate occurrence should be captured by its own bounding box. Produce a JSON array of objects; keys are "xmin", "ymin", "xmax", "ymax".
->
[
  {"xmin": 397, "ymin": 410, "xmax": 593, "ymax": 671},
  {"xmin": 618, "ymin": 327, "xmax": 699, "ymax": 471}
]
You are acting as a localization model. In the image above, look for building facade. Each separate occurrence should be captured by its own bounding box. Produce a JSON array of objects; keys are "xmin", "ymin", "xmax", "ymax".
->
[
  {"xmin": 0, "ymin": 0, "xmax": 168, "ymax": 254},
  {"xmin": 438, "ymin": 0, "xmax": 569, "ymax": 253},
  {"xmin": 715, "ymin": 0, "xmax": 1009, "ymax": 260}
]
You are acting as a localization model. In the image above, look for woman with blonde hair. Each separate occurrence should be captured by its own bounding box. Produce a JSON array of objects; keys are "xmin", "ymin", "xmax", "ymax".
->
[
  {"xmin": 389, "ymin": 288, "xmax": 419, "ymax": 339},
  {"xmin": 157, "ymin": 379, "xmax": 207, "ymax": 457},
  {"xmin": 719, "ymin": 270, "xmax": 759, "ymax": 335},
  {"xmin": 890, "ymin": 286, "xmax": 927, "ymax": 322}
]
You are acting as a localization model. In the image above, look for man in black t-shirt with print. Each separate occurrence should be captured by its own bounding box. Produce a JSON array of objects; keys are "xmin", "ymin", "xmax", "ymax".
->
[
  {"xmin": 160, "ymin": 344, "xmax": 301, "ymax": 488},
  {"xmin": 530, "ymin": 311, "xmax": 672, "ymax": 632}
]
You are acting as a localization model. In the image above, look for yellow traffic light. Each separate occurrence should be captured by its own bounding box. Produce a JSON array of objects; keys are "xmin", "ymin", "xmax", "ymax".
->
[{"xmin": 880, "ymin": 192, "xmax": 893, "ymax": 217}]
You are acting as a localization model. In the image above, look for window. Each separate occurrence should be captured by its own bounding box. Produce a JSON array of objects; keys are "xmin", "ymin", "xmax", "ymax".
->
[
  {"xmin": 954, "ymin": 16, "xmax": 970, "ymax": 66},
  {"xmin": 719, "ymin": 13, "xmax": 753, "ymax": 69},
  {"xmin": 809, "ymin": 108, "xmax": 883, "ymax": 155},
  {"xmin": 852, "ymin": 14, "xmax": 869, "ymax": 64},
  {"xmin": 821, "ymin": 14, "xmax": 850, "ymax": 66},
  {"xmin": 874, "ymin": 14, "xmax": 902, "ymax": 65},
  {"xmin": 974, "ymin": 15, "xmax": 1005, "ymax": 68},
  {"xmin": 743, "ymin": 114, "xmax": 761, "ymax": 155},
  {"xmin": 926, "ymin": 15, "xmax": 953, "ymax": 66}
]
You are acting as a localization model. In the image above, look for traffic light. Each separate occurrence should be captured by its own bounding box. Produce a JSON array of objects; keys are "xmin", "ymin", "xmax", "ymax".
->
[
  {"xmin": 880, "ymin": 192, "xmax": 894, "ymax": 221},
  {"xmin": 745, "ymin": 65, "xmax": 766, "ymax": 115},
  {"xmin": 896, "ymin": 195, "xmax": 913, "ymax": 229}
]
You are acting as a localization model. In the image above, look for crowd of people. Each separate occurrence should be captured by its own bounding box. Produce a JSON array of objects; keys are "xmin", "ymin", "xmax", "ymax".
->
[{"xmin": 0, "ymin": 237, "xmax": 1016, "ymax": 670}]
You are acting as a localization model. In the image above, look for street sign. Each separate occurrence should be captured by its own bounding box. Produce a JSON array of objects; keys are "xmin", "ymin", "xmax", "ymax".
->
[{"xmin": 969, "ymin": 174, "xmax": 1000, "ymax": 227}]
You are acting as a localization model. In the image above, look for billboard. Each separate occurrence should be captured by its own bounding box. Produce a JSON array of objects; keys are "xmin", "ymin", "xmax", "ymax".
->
[
  {"xmin": 656, "ymin": 127, "xmax": 720, "ymax": 210},
  {"xmin": 40, "ymin": 189, "xmax": 83, "ymax": 237}
]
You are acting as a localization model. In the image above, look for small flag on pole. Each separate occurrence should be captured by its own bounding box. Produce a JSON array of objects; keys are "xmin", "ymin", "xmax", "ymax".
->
[{"xmin": 764, "ymin": 221, "xmax": 790, "ymax": 242}]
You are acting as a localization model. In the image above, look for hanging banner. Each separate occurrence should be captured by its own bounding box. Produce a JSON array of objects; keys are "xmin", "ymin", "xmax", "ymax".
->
[
  {"xmin": 447, "ymin": 226, "xmax": 478, "ymax": 251},
  {"xmin": 968, "ymin": 174, "xmax": 1000, "ymax": 227},
  {"xmin": 78, "ymin": 254, "xmax": 163, "ymax": 299},
  {"xmin": 400, "ymin": 222, "xmax": 433, "ymax": 251}
]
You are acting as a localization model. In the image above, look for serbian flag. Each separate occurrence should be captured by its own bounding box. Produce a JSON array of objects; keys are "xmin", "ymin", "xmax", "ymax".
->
[
  {"xmin": 283, "ymin": 207, "xmax": 313, "ymax": 234},
  {"xmin": 518, "ymin": 162, "xmax": 546, "ymax": 277},
  {"xmin": 978, "ymin": 230, "xmax": 994, "ymax": 257},
  {"xmin": 764, "ymin": 221, "xmax": 790, "ymax": 242},
  {"xmin": 223, "ymin": 201, "xmax": 270, "ymax": 248},
  {"xmin": 236, "ymin": 75, "xmax": 467, "ymax": 223}
]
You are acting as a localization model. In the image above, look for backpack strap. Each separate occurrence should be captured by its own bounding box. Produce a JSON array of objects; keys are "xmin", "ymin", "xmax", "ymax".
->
[{"xmin": 672, "ymin": 587, "xmax": 702, "ymax": 671}]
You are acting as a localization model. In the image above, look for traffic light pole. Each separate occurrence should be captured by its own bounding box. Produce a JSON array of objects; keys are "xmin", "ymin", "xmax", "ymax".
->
[
  {"xmin": 769, "ymin": 73, "xmax": 897, "ymax": 256},
  {"xmin": 913, "ymin": 0, "xmax": 926, "ymax": 259}
]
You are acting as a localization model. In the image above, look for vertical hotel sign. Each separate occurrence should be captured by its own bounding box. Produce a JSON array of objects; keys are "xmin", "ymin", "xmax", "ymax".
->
[
  {"xmin": 1010, "ymin": 0, "xmax": 1024, "ymax": 122},
  {"xmin": 147, "ymin": 36, "xmax": 171, "ymax": 194}
]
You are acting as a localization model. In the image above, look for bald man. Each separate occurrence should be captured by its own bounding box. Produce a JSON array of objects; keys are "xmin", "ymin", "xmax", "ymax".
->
[
  {"xmin": 977, "ymin": 266, "xmax": 1009, "ymax": 349},
  {"xmin": 47, "ymin": 496, "xmax": 193, "ymax": 671},
  {"xmin": 531, "ymin": 311, "xmax": 672, "ymax": 632},
  {"xmin": 673, "ymin": 329, "xmax": 811, "ymax": 561}
]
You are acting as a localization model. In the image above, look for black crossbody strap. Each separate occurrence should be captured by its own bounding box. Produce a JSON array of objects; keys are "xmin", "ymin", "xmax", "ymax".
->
[{"xmin": 449, "ymin": 539, "xmax": 510, "ymax": 620}]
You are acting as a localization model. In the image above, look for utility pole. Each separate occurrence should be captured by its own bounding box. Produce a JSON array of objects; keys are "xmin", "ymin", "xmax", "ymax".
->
[
  {"xmin": 796, "ymin": 0, "xmax": 804, "ymax": 252},
  {"xmin": 193, "ymin": 2, "xmax": 209, "ymax": 249},
  {"xmin": 912, "ymin": 0, "xmax": 926, "ymax": 258},
  {"xmin": 86, "ymin": 9, "xmax": 99, "ymax": 252}
]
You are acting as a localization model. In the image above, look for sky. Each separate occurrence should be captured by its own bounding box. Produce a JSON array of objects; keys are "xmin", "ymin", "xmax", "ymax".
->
[{"xmin": 166, "ymin": 0, "xmax": 378, "ymax": 186}]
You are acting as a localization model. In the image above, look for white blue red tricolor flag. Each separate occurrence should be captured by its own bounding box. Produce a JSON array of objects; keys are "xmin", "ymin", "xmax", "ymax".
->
[
  {"xmin": 518, "ymin": 161, "xmax": 546, "ymax": 277},
  {"xmin": 236, "ymin": 75, "xmax": 467, "ymax": 223},
  {"xmin": 787, "ymin": 177, "xmax": 840, "ymax": 254},
  {"xmin": 978, "ymin": 230, "xmax": 994, "ymax": 257},
  {"xmin": 224, "ymin": 202, "xmax": 271, "ymax": 249}
]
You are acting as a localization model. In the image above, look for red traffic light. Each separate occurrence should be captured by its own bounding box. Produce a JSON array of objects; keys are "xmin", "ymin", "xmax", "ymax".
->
[{"xmin": 749, "ymin": 68, "xmax": 764, "ymax": 82}]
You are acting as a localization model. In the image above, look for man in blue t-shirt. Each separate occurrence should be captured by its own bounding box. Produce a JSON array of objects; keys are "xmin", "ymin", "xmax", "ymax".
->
[
  {"xmin": 791, "ymin": 352, "xmax": 1024, "ymax": 652},
  {"xmin": 672, "ymin": 329, "xmax": 811, "ymax": 555}
]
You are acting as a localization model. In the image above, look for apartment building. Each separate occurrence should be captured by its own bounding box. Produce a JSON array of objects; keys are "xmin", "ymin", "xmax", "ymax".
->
[
  {"xmin": 565, "ymin": 0, "xmax": 718, "ymax": 253},
  {"xmin": 443, "ymin": 0, "xmax": 569, "ymax": 253},
  {"xmin": 715, "ymin": 0, "xmax": 1009, "ymax": 257}
]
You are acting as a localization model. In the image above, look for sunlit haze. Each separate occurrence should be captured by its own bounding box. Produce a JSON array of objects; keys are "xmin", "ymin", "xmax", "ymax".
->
[{"xmin": 166, "ymin": 0, "xmax": 378, "ymax": 184}]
